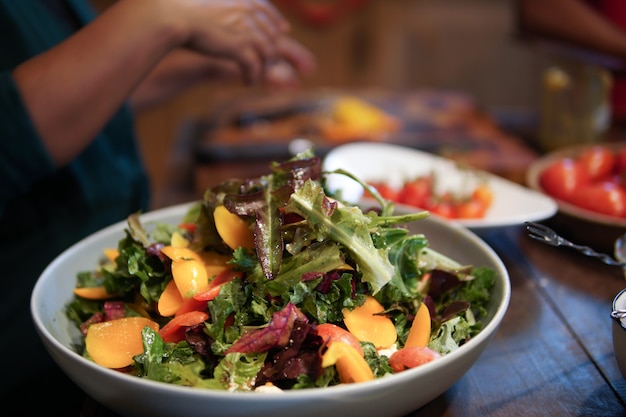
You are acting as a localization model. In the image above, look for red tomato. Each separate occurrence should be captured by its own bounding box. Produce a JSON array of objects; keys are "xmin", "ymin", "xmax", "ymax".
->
[
  {"xmin": 177, "ymin": 222, "xmax": 197, "ymax": 233},
  {"xmin": 472, "ymin": 184, "xmax": 494, "ymax": 208},
  {"xmin": 429, "ymin": 202, "xmax": 455, "ymax": 218},
  {"xmin": 368, "ymin": 182, "xmax": 399, "ymax": 201},
  {"xmin": 375, "ymin": 176, "xmax": 492, "ymax": 219},
  {"xmin": 577, "ymin": 146, "xmax": 616, "ymax": 180},
  {"xmin": 455, "ymin": 198, "xmax": 488, "ymax": 219},
  {"xmin": 570, "ymin": 181, "xmax": 626, "ymax": 217},
  {"xmin": 427, "ymin": 193, "xmax": 455, "ymax": 218},
  {"xmin": 539, "ymin": 158, "xmax": 589, "ymax": 202},
  {"xmin": 388, "ymin": 346, "xmax": 441, "ymax": 372},
  {"xmin": 396, "ymin": 177, "xmax": 433, "ymax": 208}
]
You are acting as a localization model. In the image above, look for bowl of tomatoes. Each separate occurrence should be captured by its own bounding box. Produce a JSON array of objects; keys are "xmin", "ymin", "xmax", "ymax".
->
[{"xmin": 526, "ymin": 142, "xmax": 626, "ymax": 251}]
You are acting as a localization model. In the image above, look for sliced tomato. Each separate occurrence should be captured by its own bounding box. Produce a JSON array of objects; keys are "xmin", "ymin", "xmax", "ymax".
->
[
  {"xmin": 396, "ymin": 177, "xmax": 433, "ymax": 208},
  {"xmin": 428, "ymin": 194, "xmax": 455, "ymax": 219},
  {"xmin": 177, "ymin": 222, "xmax": 197, "ymax": 233},
  {"xmin": 539, "ymin": 158, "xmax": 589, "ymax": 202},
  {"xmin": 455, "ymin": 198, "xmax": 488, "ymax": 219},
  {"xmin": 368, "ymin": 175, "xmax": 492, "ymax": 219},
  {"xmin": 368, "ymin": 182, "xmax": 399, "ymax": 201},
  {"xmin": 570, "ymin": 181, "xmax": 626, "ymax": 217},
  {"xmin": 472, "ymin": 184, "xmax": 494, "ymax": 207},
  {"xmin": 577, "ymin": 146, "xmax": 616, "ymax": 180},
  {"xmin": 159, "ymin": 310, "xmax": 209, "ymax": 343}
]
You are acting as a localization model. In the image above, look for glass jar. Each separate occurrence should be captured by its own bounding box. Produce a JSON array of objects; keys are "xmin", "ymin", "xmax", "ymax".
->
[{"xmin": 538, "ymin": 57, "xmax": 612, "ymax": 152}]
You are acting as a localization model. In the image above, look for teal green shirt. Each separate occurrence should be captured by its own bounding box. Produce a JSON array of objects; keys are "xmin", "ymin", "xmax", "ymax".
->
[{"xmin": 0, "ymin": 1, "xmax": 150, "ymax": 411}]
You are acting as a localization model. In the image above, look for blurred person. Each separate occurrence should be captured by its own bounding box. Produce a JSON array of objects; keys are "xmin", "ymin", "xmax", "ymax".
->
[
  {"xmin": 0, "ymin": 0, "xmax": 315, "ymax": 414},
  {"xmin": 518, "ymin": 0, "xmax": 626, "ymax": 125}
]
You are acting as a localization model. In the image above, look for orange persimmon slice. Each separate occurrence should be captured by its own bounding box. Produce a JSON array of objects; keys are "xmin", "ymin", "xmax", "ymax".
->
[
  {"xmin": 85, "ymin": 317, "xmax": 159, "ymax": 369},
  {"xmin": 171, "ymin": 258, "xmax": 209, "ymax": 299},
  {"xmin": 404, "ymin": 302, "xmax": 431, "ymax": 348},
  {"xmin": 103, "ymin": 248, "xmax": 119, "ymax": 263},
  {"xmin": 213, "ymin": 205, "xmax": 255, "ymax": 250},
  {"xmin": 157, "ymin": 280, "xmax": 184, "ymax": 317},
  {"xmin": 160, "ymin": 246, "xmax": 202, "ymax": 263},
  {"xmin": 73, "ymin": 286, "xmax": 116, "ymax": 300},
  {"xmin": 321, "ymin": 342, "xmax": 374, "ymax": 383},
  {"xmin": 342, "ymin": 296, "xmax": 397, "ymax": 349},
  {"xmin": 170, "ymin": 231, "xmax": 190, "ymax": 248}
]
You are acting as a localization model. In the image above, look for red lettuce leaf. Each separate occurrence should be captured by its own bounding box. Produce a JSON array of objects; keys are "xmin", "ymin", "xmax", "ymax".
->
[{"xmin": 225, "ymin": 303, "xmax": 308, "ymax": 354}]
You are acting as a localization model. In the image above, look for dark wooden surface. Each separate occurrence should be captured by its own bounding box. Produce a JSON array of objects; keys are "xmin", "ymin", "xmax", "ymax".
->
[{"xmin": 82, "ymin": 90, "xmax": 626, "ymax": 416}]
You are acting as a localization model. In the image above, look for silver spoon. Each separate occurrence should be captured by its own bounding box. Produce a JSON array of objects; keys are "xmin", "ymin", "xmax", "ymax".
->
[{"xmin": 524, "ymin": 222, "xmax": 626, "ymax": 268}]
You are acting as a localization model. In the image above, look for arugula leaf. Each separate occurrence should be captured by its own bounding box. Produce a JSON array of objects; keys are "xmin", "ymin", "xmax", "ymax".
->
[
  {"xmin": 213, "ymin": 352, "xmax": 267, "ymax": 391},
  {"xmin": 135, "ymin": 327, "xmax": 211, "ymax": 386},
  {"xmin": 284, "ymin": 179, "xmax": 397, "ymax": 294},
  {"xmin": 262, "ymin": 241, "xmax": 347, "ymax": 296},
  {"xmin": 361, "ymin": 342, "xmax": 393, "ymax": 378},
  {"xmin": 100, "ymin": 230, "xmax": 167, "ymax": 305}
]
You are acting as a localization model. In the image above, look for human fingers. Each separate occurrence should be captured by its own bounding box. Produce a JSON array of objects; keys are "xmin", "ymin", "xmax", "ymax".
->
[
  {"xmin": 247, "ymin": 0, "xmax": 291, "ymax": 46},
  {"xmin": 217, "ymin": 0, "xmax": 288, "ymax": 42},
  {"xmin": 247, "ymin": 0, "xmax": 291, "ymax": 33},
  {"xmin": 231, "ymin": 12, "xmax": 281, "ymax": 62},
  {"xmin": 211, "ymin": 1, "xmax": 289, "ymax": 66},
  {"xmin": 276, "ymin": 36, "xmax": 316, "ymax": 76},
  {"xmin": 262, "ymin": 37, "xmax": 317, "ymax": 87},
  {"xmin": 180, "ymin": 0, "xmax": 293, "ymax": 84}
]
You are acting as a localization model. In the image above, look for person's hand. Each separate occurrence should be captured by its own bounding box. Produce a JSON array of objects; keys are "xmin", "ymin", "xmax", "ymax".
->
[
  {"xmin": 129, "ymin": 32, "xmax": 316, "ymax": 110},
  {"xmin": 173, "ymin": 0, "xmax": 292, "ymax": 84},
  {"xmin": 11, "ymin": 0, "xmax": 315, "ymax": 166},
  {"xmin": 264, "ymin": 36, "xmax": 317, "ymax": 88}
]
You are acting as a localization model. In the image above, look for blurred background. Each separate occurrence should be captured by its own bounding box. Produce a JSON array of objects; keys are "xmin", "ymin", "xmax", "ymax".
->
[{"xmin": 92, "ymin": 0, "xmax": 551, "ymax": 208}]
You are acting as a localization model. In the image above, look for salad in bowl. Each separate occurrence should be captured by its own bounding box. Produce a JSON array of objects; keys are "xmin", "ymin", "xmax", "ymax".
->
[{"xmin": 33, "ymin": 149, "xmax": 509, "ymax": 416}]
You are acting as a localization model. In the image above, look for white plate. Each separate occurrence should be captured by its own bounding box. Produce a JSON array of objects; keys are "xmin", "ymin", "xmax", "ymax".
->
[
  {"xmin": 32, "ymin": 202, "xmax": 510, "ymax": 417},
  {"xmin": 323, "ymin": 142, "xmax": 557, "ymax": 233}
]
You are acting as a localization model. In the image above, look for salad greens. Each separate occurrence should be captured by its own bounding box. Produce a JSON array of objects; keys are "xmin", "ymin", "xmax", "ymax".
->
[{"xmin": 66, "ymin": 149, "xmax": 496, "ymax": 391}]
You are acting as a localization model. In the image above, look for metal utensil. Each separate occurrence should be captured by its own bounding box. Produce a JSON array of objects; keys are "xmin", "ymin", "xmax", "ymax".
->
[
  {"xmin": 524, "ymin": 221, "xmax": 626, "ymax": 268},
  {"xmin": 614, "ymin": 232, "xmax": 626, "ymax": 263},
  {"xmin": 611, "ymin": 308, "xmax": 626, "ymax": 320}
]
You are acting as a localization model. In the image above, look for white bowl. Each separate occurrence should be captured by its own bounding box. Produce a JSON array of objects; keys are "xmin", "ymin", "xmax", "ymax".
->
[{"xmin": 31, "ymin": 202, "xmax": 510, "ymax": 417}]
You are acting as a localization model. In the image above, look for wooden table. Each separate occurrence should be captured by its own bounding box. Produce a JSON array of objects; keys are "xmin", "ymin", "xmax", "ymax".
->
[{"xmin": 82, "ymin": 90, "xmax": 626, "ymax": 416}]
